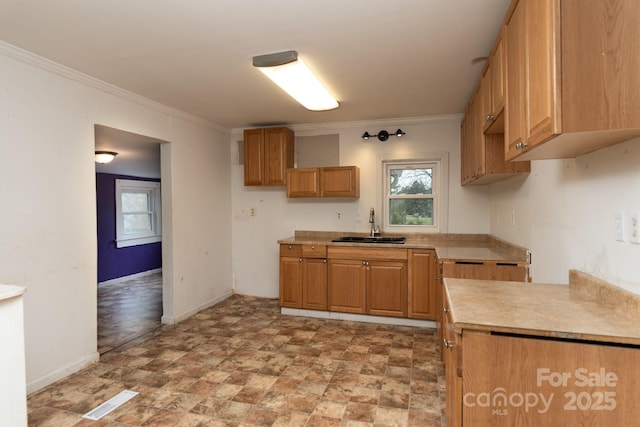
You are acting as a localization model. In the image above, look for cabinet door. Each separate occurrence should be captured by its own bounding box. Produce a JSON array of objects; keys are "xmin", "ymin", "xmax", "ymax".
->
[
  {"xmin": 366, "ymin": 261, "xmax": 407, "ymax": 318},
  {"xmin": 287, "ymin": 168, "xmax": 320, "ymax": 197},
  {"xmin": 243, "ymin": 129, "xmax": 265, "ymax": 185},
  {"xmin": 320, "ymin": 166, "xmax": 359, "ymax": 197},
  {"xmin": 408, "ymin": 249, "xmax": 436, "ymax": 320},
  {"xmin": 302, "ymin": 258, "xmax": 327, "ymax": 310},
  {"xmin": 525, "ymin": 0, "xmax": 560, "ymax": 147},
  {"xmin": 490, "ymin": 33, "xmax": 505, "ymax": 118},
  {"xmin": 264, "ymin": 128, "xmax": 294, "ymax": 186},
  {"xmin": 328, "ymin": 259, "xmax": 366, "ymax": 313},
  {"xmin": 279, "ymin": 256, "xmax": 302, "ymax": 308},
  {"xmin": 505, "ymin": 0, "xmax": 527, "ymax": 160},
  {"xmin": 443, "ymin": 298, "xmax": 462, "ymax": 427}
]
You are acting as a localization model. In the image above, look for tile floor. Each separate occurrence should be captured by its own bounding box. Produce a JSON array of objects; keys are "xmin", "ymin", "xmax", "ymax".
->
[
  {"xmin": 98, "ymin": 273, "xmax": 163, "ymax": 354},
  {"xmin": 28, "ymin": 294, "xmax": 445, "ymax": 426}
]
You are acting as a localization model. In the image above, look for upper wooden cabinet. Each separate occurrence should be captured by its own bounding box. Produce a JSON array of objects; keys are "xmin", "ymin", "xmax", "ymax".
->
[
  {"xmin": 461, "ymin": 76, "xmax": 530, "ymax": 186},
  {"xmin": 287, "ymin": 166, "xmax": 359, "ymax": 198},
  {"xmin": 244, "ymin": 127, "xmax": 294, "ymax": 186},
  {"xmin": 504, "ymin": 0, "xmax": 640, "ymax": 160}
]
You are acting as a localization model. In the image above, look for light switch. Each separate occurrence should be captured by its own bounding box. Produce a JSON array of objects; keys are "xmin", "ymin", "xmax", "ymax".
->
[
  {"xmin": 629, "ymin": 212, "xmax": 640, "ymax": 244},
  {"xmin": 615, "ymin": 212, "xmax": 625, "ymax": 242}
]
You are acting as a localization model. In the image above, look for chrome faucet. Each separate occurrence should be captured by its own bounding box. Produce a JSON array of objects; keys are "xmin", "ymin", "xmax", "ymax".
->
[{"xmin": 369, "ymin": 208, "xmax": 379, "ymax": 237}]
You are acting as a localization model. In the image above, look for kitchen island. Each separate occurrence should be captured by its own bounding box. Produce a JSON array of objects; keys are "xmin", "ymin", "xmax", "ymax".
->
[{"xmin": 443, "ymin": 270, "xmax": 640, "ymax": 426}]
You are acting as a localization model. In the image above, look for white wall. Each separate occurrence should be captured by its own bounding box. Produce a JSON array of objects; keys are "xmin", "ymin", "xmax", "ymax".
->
[
  {"xmin": 0, "ymin": 45, "xmax": 232, "ymax": 392},
  {"xmin": 230, "ymin": 117, "xmax": 491, "ymax": 298},
  {"xmin": 490, "ymin": 137, "xmax": 640, "ymax": 294}
]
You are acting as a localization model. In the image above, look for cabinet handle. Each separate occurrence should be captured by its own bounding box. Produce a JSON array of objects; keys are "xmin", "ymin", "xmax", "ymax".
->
[
  {"xmin": 311, "ymin": 245, "xmax": 315, "ymax": 250},
  {"xmin": 443, "ymin": 306, "xmax": 449, "ymax": 313},
  {"xmin": 443, "ymin": 338, "xmax": 454, "ymax": 349},
  {"xmin": 515, "ymin": 141, "xmax": 527, "ymax": 150},
  {"xmin": 486, "ymin": 114, "xmax": 494, "ymax": 122},
  {"xmin": 288, "ymin": 245, "xmax": 292, "ymax": 249},
  {"xmin": 323, "ymin": 259, "xmax": 327, "ymax": 263},
  {"xmin": 299, "ymin": 258, "xmax": 302, "ymax": 262}
]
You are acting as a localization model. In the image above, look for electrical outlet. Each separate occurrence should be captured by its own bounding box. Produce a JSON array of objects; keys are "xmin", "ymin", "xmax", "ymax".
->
[
  {"xmin": 337, "ymin": 212, "xmax": 342, "ymax": 220},
  {"xmin": 250, "ymin": 207, "xmax": 256, "ymax": 216},
  {"xmin": 615, "ymin": 212, "xmax": 625, "ymax": 242},
  {"xmin": 355, "ymin": 210, "xmax": 362, "ymax": 221},
  {"xmin": 629, "ymin": 212, "xmax": 640, "ymax": 244}
]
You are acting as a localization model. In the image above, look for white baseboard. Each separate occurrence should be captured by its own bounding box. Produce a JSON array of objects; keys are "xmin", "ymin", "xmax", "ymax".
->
[
  {"xmin": 98, "ymin": 268, "xmax": 162, "ymax": 286},
  {"xmin": 161, "ymin": 289, "xmax": 233, "ymax": 325},
  {"xmin": 27, "ymin": 351, "xmax": 100, "ymax": 395},
  {"xmin": 281, "ymin": 308, "xmax": 437, "ymax": 328}
]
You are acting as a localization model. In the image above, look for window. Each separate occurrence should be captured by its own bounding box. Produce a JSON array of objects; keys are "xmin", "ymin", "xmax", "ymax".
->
[
  {"xmin": 381, "ymin": 154, "xmax": 448, "ymax": 233},
  {"xmin": 115, "ymin": 179, "xmax": 161, "ymax": 248}
]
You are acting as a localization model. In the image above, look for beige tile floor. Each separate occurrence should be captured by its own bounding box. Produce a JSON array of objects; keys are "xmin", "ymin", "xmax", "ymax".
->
[{"xmin": 28, "ymin": 294, "xmax": 445, "ymax": 426}]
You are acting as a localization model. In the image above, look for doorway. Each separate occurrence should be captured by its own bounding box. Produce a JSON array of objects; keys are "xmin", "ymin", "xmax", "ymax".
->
[{"xmin": 95, "ymin": 124, "xmax": 166, "ymax": 353}]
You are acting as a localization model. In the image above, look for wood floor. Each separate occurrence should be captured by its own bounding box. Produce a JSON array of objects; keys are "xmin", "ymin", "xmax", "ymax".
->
[{"xmin": 97, "ymin": 272, "xmax": 163, "ymax": 354}]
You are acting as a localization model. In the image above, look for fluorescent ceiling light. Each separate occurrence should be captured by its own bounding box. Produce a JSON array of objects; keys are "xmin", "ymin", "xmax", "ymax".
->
[{"xmin": 253, "ymin": 50, "xmax": 339, "ymax": 111}]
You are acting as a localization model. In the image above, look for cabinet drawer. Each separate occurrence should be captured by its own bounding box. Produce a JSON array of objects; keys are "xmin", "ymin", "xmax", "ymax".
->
[
  {"xmin": 442, "ymin": 260, "xmax": 528, "ymax": 282},
  {"xmin": 280, "ymin": 244, "xmax": 302, "ymax": 257},
  {"xmin": 327, "ymin": 246, "xmax": 408, "ymax": 261},
  {"xmin": 302, "ymin": 244, "xmax": 326, "ymax": 258}
]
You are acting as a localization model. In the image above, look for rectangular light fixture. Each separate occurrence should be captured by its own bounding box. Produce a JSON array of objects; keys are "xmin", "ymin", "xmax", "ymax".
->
[{"xmin": 253, "ymin": 50, "xmax": 339, "ymax": 111}]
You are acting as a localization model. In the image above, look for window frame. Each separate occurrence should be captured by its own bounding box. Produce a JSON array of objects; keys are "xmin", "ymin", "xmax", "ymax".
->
[
  {"xmin": 379, "ymin": 152, "xmax": 449, "ymax": 233},
  {"xmin": 115, "ymin": 179, "xmax": 162, "ymax": 248}
]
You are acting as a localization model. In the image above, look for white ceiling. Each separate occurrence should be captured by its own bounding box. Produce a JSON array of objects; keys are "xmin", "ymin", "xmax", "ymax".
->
[{"xmin": 0, "ymin": 0, "xmax": 510, "ymax": 129}]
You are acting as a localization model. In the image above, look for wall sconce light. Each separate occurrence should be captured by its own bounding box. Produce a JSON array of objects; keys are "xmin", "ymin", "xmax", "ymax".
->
[
  {"xmin": 361, "ymin": 129, "xmax": 406, "ymax": 142},
  {"xmin": 253, "ymin": 50, "xmax": 339, "ymax": 111},
  {"xmin": 95, "ymin": 151, "xmax": 118, "ymax": 164}
]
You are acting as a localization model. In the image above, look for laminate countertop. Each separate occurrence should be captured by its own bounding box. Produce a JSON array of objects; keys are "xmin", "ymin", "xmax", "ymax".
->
[
  {"xmin": 444, "ymin": 270, "xmax": 640, "ymax": 346},
  {"xmin": 278, "ymin": 230, "xmax": 529, "ymax": 263}
]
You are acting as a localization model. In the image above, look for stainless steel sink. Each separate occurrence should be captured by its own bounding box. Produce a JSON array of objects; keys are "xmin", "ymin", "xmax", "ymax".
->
[{"xmin": 331, "ymin": 236, "xmax": 406, "ymax": 244}]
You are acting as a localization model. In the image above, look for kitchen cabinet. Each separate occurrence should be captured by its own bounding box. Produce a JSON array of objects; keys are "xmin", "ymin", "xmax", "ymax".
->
[
  {"xmin": 279, "ymin": 244, "xmax": 327, "ymax": 310},
  {"xmin": 408, "ymin": 249, "xmax": 438, "ymax": 320},
  {"xmin": 327, "ymin": 246, "xmax": 408, "ymax": 317},
  {"xmin": 286, "ymin": 166, "xmax": 359, "ymax": 198},
  {"xmin": 437, "ymin": 259, "xmax": 529, "ymax": 359},
  {"xmin": 279, "ymin": 244, "xmax": 303, "ymax": 308},
  {"xmin": 244, "ymin": 127, "xmax": 294, "ymax": 186},
  {"xmin": 444, "ymin": 277, "xmax": 640, "ymax": 425},
  {"xmin": 286, "ymin": 168, "xmax": 319, "ymax": 197},
  {"xmin": 504, "ymin": 0, "xmax": 640, "ymax": 161},
  {"xmin": 461, "ymin": 85, "xmax": 530, "ymax": 186},
  {"xmin": 442, "ymin": 292, "xmax": 462, "ymax": 427}
]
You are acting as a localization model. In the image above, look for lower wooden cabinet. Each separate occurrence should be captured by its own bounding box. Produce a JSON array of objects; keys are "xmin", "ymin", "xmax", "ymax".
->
[
  {"xmin": 279, "ymin": 244, "xmax": 327, "ymax": 310},
  {"xmin": 438, "ymin": 259, "xmax": 529, "ymax": 359},
  {"xmin": 302, "ymin": 258, "xmax": 328, "ymax": 310},
  {"xmin": 279, "ymin": 255, "xmax": 303, "ymax": 308},
  {"xmin": 327, "ymin": 259, "xmax": 366, "ymax": 313},
  {"xmin": 367, "ymin": 260, "xmax": 407, "ymax": 317},
  {"xmin": 408, "ymin": 249, "xmax": 438, "ymax": 320}
]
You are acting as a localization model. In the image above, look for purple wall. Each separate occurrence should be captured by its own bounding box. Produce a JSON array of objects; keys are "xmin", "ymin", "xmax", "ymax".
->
[{"xmin": 96, "ymin": 173, "xmax": 162, "ymax": 283}]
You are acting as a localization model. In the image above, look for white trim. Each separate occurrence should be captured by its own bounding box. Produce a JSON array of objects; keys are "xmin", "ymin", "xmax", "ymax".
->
[
  {"xmin": 98, "ymin": 268, "xmax": 162, "ymax": 286},
  {"xmin": 115, "ymin": 179, "xmax": 162, "ymax": 248},
  {"xmin": 162, "ymin": 289, "xmax": 234, "ymax": 325},
  {"xmin": 281, "ymin": 308, "xmax": 436, "ymax": 328},
  {"xmin": 0, "ymin": 41, "xmax": 229, "ymax": 133},
  {"xmin": 377, "ymin": 152, "xmax": 449, "ymax": 233},
  {"xmin": 27, "ymin": 352, "xmax": 100, "ymax": 394},
  {"xmin": 230, "ymin": 114, "xmax": 464, "ymax": 138}
]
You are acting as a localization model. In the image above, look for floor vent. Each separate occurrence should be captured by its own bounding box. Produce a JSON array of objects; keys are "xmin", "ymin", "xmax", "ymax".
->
[{"xmin": 82, "ymin": 390, "xmax": 138, "ymax": 420}]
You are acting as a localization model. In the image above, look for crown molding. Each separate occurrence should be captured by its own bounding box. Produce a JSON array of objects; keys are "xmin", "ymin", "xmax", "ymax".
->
[
  {"xmin": 232, "ymin": 114, "xmax": 463, "ymax": 135},
  {"xmin": 0, "ymin": 41, "xmax": 230, "ymax": 134}
]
